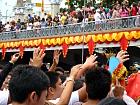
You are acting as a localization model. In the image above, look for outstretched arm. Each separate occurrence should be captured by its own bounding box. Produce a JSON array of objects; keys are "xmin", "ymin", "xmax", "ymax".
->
[
  {"xmin": 49, "ymin": 50, "xmax": 61, "ymax": 72},
  {"xmin": 0, "ymin": 53, "xmax": 20, "ymax": 88},
  {"xmin": 76, "ymin": 54, "xmax": 98, "ymax": 79},
  {"xmin": 57, "ymin": 64, "xmax": 81, "ymax": 105},
  {"xmin": 30, "ymin": 48, "xmax": 46, "ymax": 68}
]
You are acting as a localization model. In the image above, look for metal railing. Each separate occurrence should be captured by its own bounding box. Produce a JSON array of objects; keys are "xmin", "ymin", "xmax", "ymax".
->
[{"xmin": 0, "ymin": 15, "xmax": 140, "ymax": 41}]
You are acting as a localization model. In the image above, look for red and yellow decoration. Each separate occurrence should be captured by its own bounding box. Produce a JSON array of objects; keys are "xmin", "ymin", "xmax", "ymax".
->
[
  {"xmin": 112, "ymin": 63, "xmax": 128, "ymax": 87},
  {"xmin": 120, "ymin": 35, "xmax": 128, "ymax": 51},
  {"xmin": 126, "ymin": 72, "xmax": 140, "ymax": 100},
  {"xmin": 19, "ymin": 44, "xmax": 24, "ymax": 58},
  {"xmin": 0, "ymin": 31, "xmax": 140, "ymax": 58},
  {"xmin": 62, "ymin": 42, "xmax": 69, "ymax": 58},
  {"xmin": 88, "ymin": 38, "xmax": 96, "ymax": 55}
]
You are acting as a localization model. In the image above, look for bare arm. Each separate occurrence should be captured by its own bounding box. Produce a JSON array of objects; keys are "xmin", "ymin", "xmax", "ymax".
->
[
  {"xmin": 76, "ymin": 54, "xmax": 98, "ymax": 79},
  {"xmin": 49, "ymin": 50, "xmax": 61, "ymax": 72},
  {"xmin": 56, "ymin": 65, "xmax": 82, "ymax": 105},
  {"xmin": 30, "ymin": 48, "xmax": 46, "ymax": 68}
]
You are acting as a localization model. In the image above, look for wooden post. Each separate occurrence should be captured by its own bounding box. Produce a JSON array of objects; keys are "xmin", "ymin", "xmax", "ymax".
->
[{"xmin": 41, "ymin": 0, "xmax": 44, "ymax": 13}]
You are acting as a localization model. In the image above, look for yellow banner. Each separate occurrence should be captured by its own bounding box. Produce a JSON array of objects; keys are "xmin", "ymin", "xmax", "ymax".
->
[{"xmin": 35, "ymin": 3, "xmax": 42, "ymax": 7}]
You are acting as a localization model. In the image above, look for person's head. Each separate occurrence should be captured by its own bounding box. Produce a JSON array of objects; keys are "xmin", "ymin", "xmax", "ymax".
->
[
  {"xmin": 104, "ymin": 48, "xmax": 117, "ymax": 59},
  {"xmin": 45, "ymin": 72, "xmax": 63, "ymax": 99},
  {"xmin": 85, "ymin": 67, "xmax": 112, "ymax": 101},
  {"xmin": 132, "ymin": 2, "xmax": 137, "ymax": 7},
  {"xmin": 73, "ymin": 79, "xmax": 84, "ymax": 91},
  {"xmin": 112, "ymin": 86, "xmax": 125, "ymax": 99},
  {"xmin": 114, "ymin": 5, "xmax": 120, "ymax": 10},
  {"xmin": 122, "ymin": 4, "xmax": 126, "ymax": 9},
  {"xmin": 96, "ymin": 9, "xmax": 100, "ymax": 13},
  {"xmin": 28, "ymin": 14, "xmax": 31, "ymax": 17},
  {"xmin": 1, "ymin": 72, "xmax": 13, "ymax": 90},
  {"xmin": 54, "ymin": 67, "xmax": 65, "ymax": 75},
  {"xmin": 41, "ymin": 18, "xmax": 45, "ymax": 22},
  {"xmin": 98, "ymin": 97, "xmax": 127, "ymax": 105},
  {"xmin": 9, "ymin": 65, "xmax": 50, "ymax": 105},
  {"xmin": 138, "ymin": 1, "xmax": 140, "ymax": 7},
  {"xmin": 17, "ymin": 19, "xmax": 21, "ymax": 23}
]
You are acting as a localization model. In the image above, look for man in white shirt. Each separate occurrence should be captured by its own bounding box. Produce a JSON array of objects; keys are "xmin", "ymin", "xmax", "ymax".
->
[
  {"xmin": 0, "ymin": 90, "xmax": 9, "ymax": 105},
  {"xmin": 94, "ymin": 9, "xmax": 102, "ymax": 24},
  {"xmin": 4, "ymin": 22, "xmax": 11, "ymax": 31}
]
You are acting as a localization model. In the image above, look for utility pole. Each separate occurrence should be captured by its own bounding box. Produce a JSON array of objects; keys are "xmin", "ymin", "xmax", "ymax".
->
[{"xmin": 0, "ymin": 10, "xmax": 2, "ymax": 21}]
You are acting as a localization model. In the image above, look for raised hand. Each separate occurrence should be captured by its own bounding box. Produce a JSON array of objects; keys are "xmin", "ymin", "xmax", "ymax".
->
[
  {"xmin": 48, "ymin": 50, "xmax": 61, "ymax": 71},
  {"xmin": 53, "ymin": 50, "xmax": 61, "ymax": 65},
  {"xmin": 82, "ymin": 54, "xmax": 98, "ymax": 69},
  {"xmin": 70, "ymin": 64, "xmax": 82, "ymax": 80},
  {"xmin": 10, "ymin": 53, "xmax": 20, "ymax": 64},
  {"xmin": 32, "ymin": 48, "xmax": 46, "ymax": 67},
  {"xmin": 116, "ymin": 51, "xmax": 129, "ymax": 63},
  {"xmin": 76, "ymin": 54, "xmax": 98, "ymax": 79}
]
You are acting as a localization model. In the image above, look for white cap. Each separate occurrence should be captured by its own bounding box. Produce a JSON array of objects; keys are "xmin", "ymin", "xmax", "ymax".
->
[{"xmin": 0, "ymin": 90, "xmax": 9, "ymax": 105}]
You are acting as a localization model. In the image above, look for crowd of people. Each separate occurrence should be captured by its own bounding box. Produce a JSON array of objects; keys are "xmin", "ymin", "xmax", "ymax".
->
[
  {"xmin": 0, "ymin": 47, "xmax": 140, "ymax": 105},
  {"xmin": 0, "ymin": 0, "xmax": 140, "ymax": 104},
  {"xmin": 0, "ymin": 0, "xmax": 140, "ymax": 33}
]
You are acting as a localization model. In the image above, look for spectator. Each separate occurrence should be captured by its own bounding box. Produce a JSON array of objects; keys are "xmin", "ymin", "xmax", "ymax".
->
[
  {"xmin": 94, "ymin": 9, "xmax": 102, "ymax": 24},
  {"xmin": 26, "ymin": 20, "xmax": 33, "ymax": 30},
  {"xmin": 98, "ymin": 97, "xmax": 127, "ymax": 105},
  {"xmin": 33, "ymin": 18, "xmax": 40, "ymax": 29},
  {"xmin": 54, "ymin": 67, "xmax": 65, "ymax": 76},
  {"xmin": 47, "ymin": 16, "xmax": 53, "ymax": 27},
  {"xmin": 9, "ymin": 65, "xmax": 50, "ymax": 105},
  {"xmin": 53, "ymin": 16, "xmax": 60, "ymax": 26},
  {"xmin": 60, "ymin": 13, "xmax": 67, "ymax": 25},
  {"xmin": 131, "ymin": 2, "xmax": 138, "ymax": 16},
  {"xmin": 4, "ymin": 22, "xmax": 11, "ymax": 32},
  {"xmin": 16, "ymin": 19, "xmax": 21, "ymax": 32},
  {"xmin": 0, "ymin": 21, "xmax": 4, "ymax": 32},
  {"xmin": 112, "ymin": 6, "xmax": 120, "ymax": 18},
  {"xmin": 40, "ymin": 18, "xmax": 47, "ymax": 28},
  {"xmin": 138, "ymin": 1, "xmax": 140, "ymax": 15},
  {"xmin": 119, "ymin": 4, "xmax": 129, "ymax": 17},
  {"xmin": 82, "ymin": 67, "xmax": 112, "ymax": 105},
  {"xmin": 46, "ymin": 72, "xmax": 63, "ymax": 100}
]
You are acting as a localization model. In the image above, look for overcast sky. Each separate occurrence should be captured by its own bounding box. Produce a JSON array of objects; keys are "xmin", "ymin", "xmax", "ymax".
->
[{"xmin": 0, "ymin": 0, "xmax": 65, "ymax": 22}]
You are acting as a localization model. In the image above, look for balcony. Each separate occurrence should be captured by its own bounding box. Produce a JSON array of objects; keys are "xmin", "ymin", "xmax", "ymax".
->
[{"xmin": 0, "ymin": 15, "xmax": 140, "ymax": 42}]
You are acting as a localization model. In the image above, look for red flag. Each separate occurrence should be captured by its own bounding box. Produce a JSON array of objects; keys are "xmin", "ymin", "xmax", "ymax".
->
[
  {"xmin": 62, "ymin": 42, "xmax": 68, "ymax": 58},
  {"xmin": 19, "ymin": 44, "xmax": 24, "ymax": 59},
  {"xmin": 126, "ymin": 72, "xmax": 140, "ymax": 100},
  {"xmin": 88, "ymin": 39, "xmax": 95, "ymax": 55},
  {"xmin": 120, "ymin": 35, "xmax": 128, "ymax": 51},
  {"xmin": 2, "ymin": 47, "xmax": 6, "ymax": 59},
  {"xmin": 39, "ymin": 43, "xmax": 45, "ymax": 53}
]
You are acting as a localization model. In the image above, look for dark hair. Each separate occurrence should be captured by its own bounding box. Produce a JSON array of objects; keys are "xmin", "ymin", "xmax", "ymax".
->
[
  {"xmin": 54, "ymin": 67, "xmax": 65, "ymax": 75},
  {"xmin": 41, "ymin": 18, "xmax": 45, "ymax": 22},
  {"xmin": 60, "ymin": 75, "xmax": 67, "ymax": 83},
  {"xmin": 73, "ymin": 79, "xmax": 84, "ymax": 91},
  {"xmin": 9, "ymin": 65, "xmax": 50, "ymax": 103},
  {"xmin": 85, "ymin": 67, "xmax": 112, "ymax": 100},
  {"xmin": 98, "ymin": 97, "xmax": 127, "ymax": 105},
  {"xmin": 45, "ymin": 72, "xmax": 60, "ymax": 88}
]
